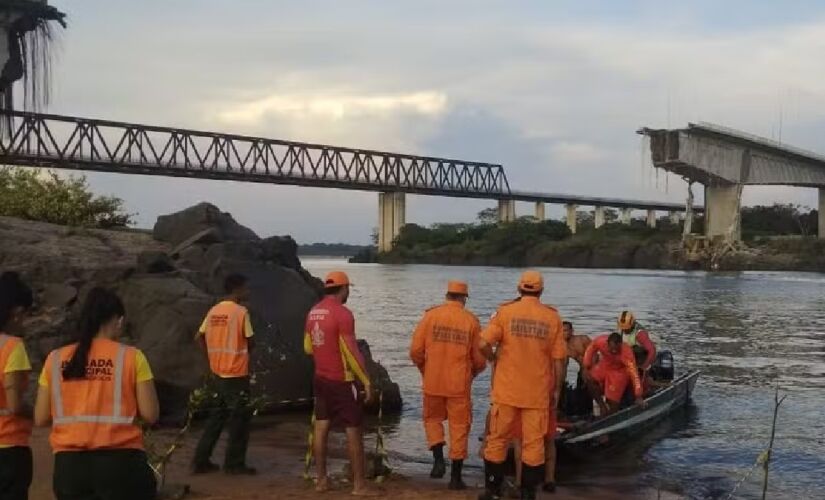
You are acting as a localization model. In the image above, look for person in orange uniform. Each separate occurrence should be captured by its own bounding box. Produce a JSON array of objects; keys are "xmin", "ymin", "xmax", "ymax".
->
[
  {"xmin": 409, "ymin": 280, "xmax": 486, "ymax": 490},
  {"xmin": 478, "ymin": 271, "xmax": 566, "ymax": 500},
  {"xmin": 304, "ymin": 271, "xmax": 378, "ymax": 496},
  {"xmin": 582, "ymin": 332, "xmax": 645, "ymax": 415},
  {"xmin": 617, "ymin": 311, "xmax": 656, "ymax": 371},
  {"xmin": 0, "ymin": 272, "xmax": 34, "ymax": 500},
  {"xmin": 34, "ymin": 287, "xmax": 159, "ymax": 500},
  {"xmin": 193, "ymin": 273, "xmax": 257, "ymax": 475}
]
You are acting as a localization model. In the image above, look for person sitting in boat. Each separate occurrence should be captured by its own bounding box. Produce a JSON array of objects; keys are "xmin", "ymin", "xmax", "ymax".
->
[
  {"xmin": 617, "ymin": 311, "xmax": 656, "ymax": 372},
  {"xmin": 583, "ymin": 332, "xmax": 645, "ymax": 415},
  {"xmin": 559, "ymin": 321, "xmax": 593, "ymax": 417}
]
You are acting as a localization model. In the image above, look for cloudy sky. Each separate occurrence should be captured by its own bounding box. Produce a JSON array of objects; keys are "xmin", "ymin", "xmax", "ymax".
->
[{"xmin": 38, "ymin": 0, "xmax": 825, "ymax": 243}]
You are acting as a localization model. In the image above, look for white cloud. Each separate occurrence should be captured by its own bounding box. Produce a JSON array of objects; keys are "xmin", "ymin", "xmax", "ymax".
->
[{"xmin": 215, "ymin": 91, "xmax": 448, "ymax": 125}]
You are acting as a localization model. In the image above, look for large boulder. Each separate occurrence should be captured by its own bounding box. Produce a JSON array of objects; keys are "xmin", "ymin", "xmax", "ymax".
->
[
  {"xmin": 0, "ymin": 206, "xmax": 402, "ymax": 423},
  {"xmin": 153, "ymin": 202, "xmax": 258, "ymax": 247}
]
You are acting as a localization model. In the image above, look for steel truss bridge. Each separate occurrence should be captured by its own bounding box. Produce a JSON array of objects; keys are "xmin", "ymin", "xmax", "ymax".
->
[{"xmin": 0, "ymin": 110, "xmax": 692, "ymax": 212}]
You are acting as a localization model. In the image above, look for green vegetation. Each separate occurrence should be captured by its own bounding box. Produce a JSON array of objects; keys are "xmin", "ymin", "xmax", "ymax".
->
[
  {"xmin": 299, "ymin": 242, "xmax": 371, "ymax": 257},
  {"xmin": 0, "ymin": 167, "xmax": 134, "ymax": 228}
]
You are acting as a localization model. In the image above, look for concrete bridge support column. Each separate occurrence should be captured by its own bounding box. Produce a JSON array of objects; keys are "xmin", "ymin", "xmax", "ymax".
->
[
  {"xmin": 620, "ymin": 208, "xmax": 632, "ymax": 225},
  {"xmin": 534, "ymin": 202, "xmax": 545, "ymax": 221},
  {"xmin": 705, "ymin": 185, "xmax": 741, "ymax": 241},
  {"xmin": 378, "ymin": 192, "xmax": 406, "ymax": 253},
  {"xmin": 646, "ymin": 209, "xmax": 657, "ymax": 228},
  {"xmin": 819, "ymin": 188, "xmax": 825, "ymax": 239},
  {"xmin": 566, "ymin": 204, "xmax": 577, "ymax": 234},
  {"xmin": 594, "ymin": 206, "xmax": 605, "ymax": 228},
  {"xmin": 498, "ymin": 199, "xmax": 516, "ymax": 223}
]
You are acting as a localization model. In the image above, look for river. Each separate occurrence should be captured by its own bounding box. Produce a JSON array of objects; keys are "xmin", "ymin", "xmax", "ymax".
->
[{"xmin": 303, "ymin": 260, "xmax": 825, "ymax": 499}]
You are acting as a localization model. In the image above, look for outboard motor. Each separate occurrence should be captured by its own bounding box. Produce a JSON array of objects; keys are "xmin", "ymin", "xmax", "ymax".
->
[{"xmin": 650, "ymin": 350, "xmax": 674, "ymax": 381}]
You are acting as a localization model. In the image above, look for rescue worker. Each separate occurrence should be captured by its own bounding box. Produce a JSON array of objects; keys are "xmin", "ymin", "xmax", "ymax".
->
[
  {"xmin": 33, "ymin": 287, "xmax": 159, "ymax": 500},
  {"xmin": 0, "ymin": 272, "xmax": 34, "ymax": 500},
  {"xmin": 409, "ymin": 280, "xmax": 486, "ymax": 490},
  {"xmin": 582, "ymin": 332, "xmax": 645, "ymax": 415},
  {"xmin": 617, "ymin": 311, "xmax": 656, "ymax": 371},
  {"xmin": 304, "ymin": 271, "xmax": 379, "ymax": 496},
  {"xmin": 193, "ymin": 273, "xmax": 257, "ymax": 475},
  {"xmin": 478, "ymin": 271, "xmax": 566, "ymax": 500}
]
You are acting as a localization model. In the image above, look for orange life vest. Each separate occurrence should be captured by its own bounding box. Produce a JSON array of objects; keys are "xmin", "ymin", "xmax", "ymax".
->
[
  {"xmin": 48, "ymin": 339, "xmax": 143, "ymax": 452},
  {"xmin": 0, "ymin": 334, "xmax": 32, "ymax": 447},
  {"xmin": 204, "ymin": 301, "xmax": 250, "ymax": 377}
]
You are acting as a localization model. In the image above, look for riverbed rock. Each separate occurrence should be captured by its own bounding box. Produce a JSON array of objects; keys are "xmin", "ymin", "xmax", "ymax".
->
[{"xmin": 0, "ymin": 207, "xmax": 403, "ymax": 422}]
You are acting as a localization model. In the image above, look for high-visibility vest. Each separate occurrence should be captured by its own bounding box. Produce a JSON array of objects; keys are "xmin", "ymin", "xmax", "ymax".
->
[
  {"xmin": 48, "ymin": 339, "xmax": 143, "ymax": 452},
  {"xmin": 204, "ymin": 301, "xmax": 250, "ymax": 377},
  {"xmin": 0, "ymin": 334, "xmax": 32, "ymax": 447}
]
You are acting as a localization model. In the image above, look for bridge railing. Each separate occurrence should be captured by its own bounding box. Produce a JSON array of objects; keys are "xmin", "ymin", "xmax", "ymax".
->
[{"xmin": 0, "ymin": 110, "xmax": 511, "ymax": 196}]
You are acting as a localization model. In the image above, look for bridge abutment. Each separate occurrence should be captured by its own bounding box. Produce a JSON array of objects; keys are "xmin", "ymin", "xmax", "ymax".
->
[
  {"xmin": 594, "ymin": 206, "xmax": 605, "ymax": 228},
  {"xmin": 705, "ymin": 185, "xmax": 740, "ymax": 241},
  {"xmin": 565, "ymin": 204, "xmax": 577, "ymax": 234},
  {"xmin": 534, "ymin": 202, "xmax": 545, "ymax": 221},
  {"xmin": 646, "ymin": 209, "xmax": 656, "ymax": 228},
  {"xmin": 498, "ymin": 199, "xmax": 516, "ymax": 223},
  {"xmin": 378, "ymin": 192, "xmax": 405, "ymax": 253}
]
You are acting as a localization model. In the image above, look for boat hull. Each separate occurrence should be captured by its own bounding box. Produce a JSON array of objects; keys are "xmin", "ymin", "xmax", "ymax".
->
[{"xmin": 557, "ymin": 370, "xmax": 700, "ymax": 457}]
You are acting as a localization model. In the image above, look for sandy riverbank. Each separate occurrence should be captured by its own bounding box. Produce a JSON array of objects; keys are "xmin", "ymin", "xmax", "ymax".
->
[{"xmin": 28, "ymin": 416, "xmax": 681, "ymax": 500}]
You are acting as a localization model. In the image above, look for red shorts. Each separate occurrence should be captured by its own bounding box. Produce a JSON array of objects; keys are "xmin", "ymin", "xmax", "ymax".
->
[
  {"xmin": 510, "ymin": 406, "xmax": 557, "ymax": 440},
  {"xmin": 590, "ymin": 363, "xmax": 630, "ymax": 403},
  {"xmin": 313, "ymin": 376, "xmax": 363, "ymax": 428}
]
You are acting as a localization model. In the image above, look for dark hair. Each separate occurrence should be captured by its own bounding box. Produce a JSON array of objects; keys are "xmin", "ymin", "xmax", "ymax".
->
[
  {"xmin": 562, "ymin": 321, "xmax": 573, "ymax": 329},
  {"xmin": 607, "ymin": 332, "xmax": 622, "ymax": 345},
  {"xmin": 520, "ymin": 290, "xmax": 542, "ymax": 298},
  {"xmin": 324, "ymin": 285, "xmax": 342, "ymax": 296},
  {"xmin": 446, "ymin": 292, "xmax": 466, "ymax": 301},
  {"xmin": 224, "ymin": 274, "xmax": 248, "ymax": 295},
  {"xmin": 0, "ymin": 272, "xmax": 34, "ymax": 330},
  {"xmin": 62, "ymin": 287, "xmax": 125, "ymax": 380}
]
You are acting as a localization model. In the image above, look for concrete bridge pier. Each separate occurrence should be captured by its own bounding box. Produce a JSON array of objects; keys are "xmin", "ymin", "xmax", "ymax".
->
[
  {"xmin": 620, "ymin": 208, "xmax": 632, "ymax": 225},
  {"xmin": 819, "ymin": 188, "xmax": 825, "ymax": 239},
  {"xmin": 705, "ymin": 185, "xmax": 740, "ymax": 241},
  {"xmin": 594, "ymin": 206, "xmax": 605, "ymax": 228},
  {"xmin": 534, "ymin": 202, "xmax": 545, "ymax": 221},
  {"xmin": 646, "ymin": 209, "xmax": 657, "ymax": 228},
  {"xmin": 498, "ymin": 199, "xmax": 516, "ymax": 223},
  {"xmin": 378, "ymin": 192, "xmax": 405, "ymax": 253},
  {"xmin": 566, "ymin": 204, "xmax": 577, "ymax": 234}
]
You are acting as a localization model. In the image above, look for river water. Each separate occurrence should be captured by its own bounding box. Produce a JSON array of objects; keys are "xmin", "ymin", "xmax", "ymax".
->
[{"xmin": 303, "ymin": 260, "xmax": 825, "ymax": 499}]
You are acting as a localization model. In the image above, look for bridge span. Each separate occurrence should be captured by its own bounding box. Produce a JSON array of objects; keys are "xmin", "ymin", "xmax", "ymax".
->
[{"xmin": 0, "ymin": 110, "xmax": 696, "ymax": 251}]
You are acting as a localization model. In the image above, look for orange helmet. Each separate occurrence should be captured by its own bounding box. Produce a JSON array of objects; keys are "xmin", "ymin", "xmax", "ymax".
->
[{"xmin": 617, "ymin": 310, "xmax": 636, "ymax": 332}]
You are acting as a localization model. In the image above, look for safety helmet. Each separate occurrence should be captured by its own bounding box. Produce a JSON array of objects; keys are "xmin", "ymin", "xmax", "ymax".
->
[{"xmin": 617, "ymin": 310, "xmax": 636, "ymax": 332}]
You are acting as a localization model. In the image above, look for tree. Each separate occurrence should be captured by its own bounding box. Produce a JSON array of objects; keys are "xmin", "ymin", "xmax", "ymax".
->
[
  {"xmin": 0, "ymin": 167, "xmax": 133, "ymax": 228},
  {"xmin": 477, "ymin": 207, "xmax": 499, "ymax": 225}
]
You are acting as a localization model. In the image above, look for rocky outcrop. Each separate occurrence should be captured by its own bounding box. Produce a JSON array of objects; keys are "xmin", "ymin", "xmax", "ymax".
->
[{"xmin": 0, "ymin": 204, "xmax": 401, "ymax": 423}]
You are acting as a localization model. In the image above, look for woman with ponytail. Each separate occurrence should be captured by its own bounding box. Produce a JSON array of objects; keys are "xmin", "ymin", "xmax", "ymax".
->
[
  {"xmin": 34, "ymin": 287, "xmax": 159, "ymax": 500},
  {"xmin": 0, "ymin": 272, "xmax": 34, "ymax": 500}
]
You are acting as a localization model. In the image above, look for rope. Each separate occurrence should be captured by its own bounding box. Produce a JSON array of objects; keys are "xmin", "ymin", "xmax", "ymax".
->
[
  {"xmin": 724, "ymin": 450, "xmax": 768, "ymax": 500},
  {"xmin": 303, "ymin": 410, "xmax": 316, "ymax": 481},
  {"xmin": 373, "ymin": 390, "xmax": 389, "ymax": 483}
]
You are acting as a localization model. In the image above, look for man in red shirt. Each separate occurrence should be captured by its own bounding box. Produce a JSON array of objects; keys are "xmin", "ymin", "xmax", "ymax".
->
[
  {"xmin": 304, "ymin": 271, "xmax": 378, "ymax": 496},
  {"xmin": 583, "ymin": 332, "xmax": 645, "ymax": 415}
]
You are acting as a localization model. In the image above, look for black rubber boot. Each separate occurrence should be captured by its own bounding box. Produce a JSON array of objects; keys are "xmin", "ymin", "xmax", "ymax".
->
[
  {"xmin": 478, "ymin": 460, "xmax": 504, "ymax": 500},
  {"xmin": 448, "ymin": 459, "xmax": 466, "ymax": 490},
  {"xmin": 519, "ymin": 464, "xmax": 544, "ymax": 500},
  {"xmin": 542, "ymin": 481, "xmax": 557, "ymax": 493},
  {"xmin": 430, "ymin": 443, "xmax": 446, "ymax": 479}
]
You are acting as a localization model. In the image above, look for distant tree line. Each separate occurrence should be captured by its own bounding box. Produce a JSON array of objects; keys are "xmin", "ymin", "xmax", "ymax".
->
[{"xmin": 298, "ymin": 242, "xmax": 372, "ymax": 256}]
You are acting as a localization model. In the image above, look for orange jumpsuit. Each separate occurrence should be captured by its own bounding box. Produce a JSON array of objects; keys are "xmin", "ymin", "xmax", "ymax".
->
[
  {"xmin": 583, "ymin": 335, "xmax": 643, "ymax": 403},
  {"xmin": 410, "ymin": 301, "xmax": 486, "ymax": 460},
  {"xmin": 481, "ymin": 297, "xmax": 565, "ymax": 467}
]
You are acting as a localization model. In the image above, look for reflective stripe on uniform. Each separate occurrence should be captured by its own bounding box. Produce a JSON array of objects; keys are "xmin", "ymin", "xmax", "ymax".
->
[
  {"xmin": 52, "ymin": 344, "xmax": 134, "ymax": 426},
  {"xmin": 0, "ymin": 335, "xmax": 11, "ymax": 415}
]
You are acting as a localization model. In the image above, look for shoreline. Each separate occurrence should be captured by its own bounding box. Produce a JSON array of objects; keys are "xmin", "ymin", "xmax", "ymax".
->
[{"xmin": 28, "ymin": 415, "xmax": 679, "ymax": 499}]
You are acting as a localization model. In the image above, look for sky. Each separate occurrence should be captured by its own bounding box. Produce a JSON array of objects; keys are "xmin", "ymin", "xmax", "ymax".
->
[{"xmin": 34, "ymin": 0, "xmax": 825, "ymax": 243}]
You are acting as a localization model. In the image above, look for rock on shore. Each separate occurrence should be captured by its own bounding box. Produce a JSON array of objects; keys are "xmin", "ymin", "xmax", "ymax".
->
[{"xmin": 0, "ymin": 203, "xmax": 401, "ymax": 422}]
